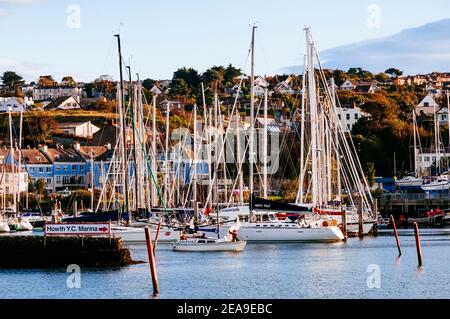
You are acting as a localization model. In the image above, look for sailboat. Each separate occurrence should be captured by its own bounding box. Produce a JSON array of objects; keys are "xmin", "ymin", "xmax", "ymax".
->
[
  {"xmin": 421, "ymin": 91, "xmax": 450, "ymax": 193},
  {"xmin": 173, "ymin": 220, "xmax": 246, "ymax": 252},
  {"xmin": 210, "ymin": 25, "xmax": 345, "ymax": 243},
  {"xmin": 293, "ymin": 28, "xmax": 377, "ymax": 235},
  {"xmin": 396, "ymin": 112, "xmax": 424, "ymax": 189}
]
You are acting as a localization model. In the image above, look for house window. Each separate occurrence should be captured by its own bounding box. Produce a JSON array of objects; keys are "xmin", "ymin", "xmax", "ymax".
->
[
  {"xmin": 72, "ymin": 165, "xmax": 77, "ymax": 171},
  {"xmin": 424, "ymin": 102, "xmax": 429, "ymax": 107},
  {"xmin": 47, "ymin": 178, "xmax": 52, "ymax": 184},
  {"xmin": 56, "ymin": 176, "xmax": 61, "ymax": 184},
  {"xmin": 338, "ymin": 114, "xmax": 341, "ymax": 120},
  {"xmin": 47, "ymin": 167, "xmax": 52, "ymax": 173},
  {"xmin": 425, "ymin": 157, "xmax": 430, "ymax": 162},
  {"xmin": 355, "ymin": 114, "xmax": 359, "ymax": 120},
  {"xmin": 346, "ymin": 114, "xmax": 350, "ymax": 120},
  {"xmin": 64, "ymin": 166, "xmax": 68, "ymax": 171},
  {"xmin": 39, "ymin": 168, "xmax": 44, "ymax": 173}
]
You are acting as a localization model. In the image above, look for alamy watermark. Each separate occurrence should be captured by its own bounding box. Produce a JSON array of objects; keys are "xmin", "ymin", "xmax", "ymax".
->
[
  {"xmin": 366, "ymin": 264, "xmax": 381, "ymax": 289},
  {"xmin": 171, "ymin": 128, "xmax": 280, "ymax": 174},
  {"xmin": 366, "ymin": 4, "xmax": 381, "ymax": 30},
  {"xmin": 66, "ymin": 4, "xmax": 81, "ymax": 29},
  {"xmin": 66, "ymin": 264, "xmax": 81, "ymax": 289}
]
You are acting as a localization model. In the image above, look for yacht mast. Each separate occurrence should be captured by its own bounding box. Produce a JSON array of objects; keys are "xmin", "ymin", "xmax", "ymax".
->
[
  {"xmin": 193, "ymin": 103, "xmax": 198, "ymax": 205},
  {"xmin": 114, "ymin": 34, "xmax": 129, "ymax": 215},
  {"xmin": 305, "ymin": 27, "xmax": 319, "ymax": 207},
  {"xmin": 249, "ymin": 24, "xmax": 257, "ymax": 219},
  {"xmin": 8, "ymin": 108, "xmax": 16, "ymax": 213},
  {"xmin": 151, "ymin": 94, "xmax": 158, "ymax": 207},
  {"xmin": 263, "ymin": 87, "xmax": 268, "ymax": 198},
  {"xmin": 297, "ymin": 55, "xmax": 307, "ymax": 204}
]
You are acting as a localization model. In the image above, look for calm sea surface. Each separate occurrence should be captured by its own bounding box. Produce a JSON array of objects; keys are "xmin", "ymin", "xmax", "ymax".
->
[{"xmin": 1, "ymin": 228, "xmax": 450, "ymax": 299}]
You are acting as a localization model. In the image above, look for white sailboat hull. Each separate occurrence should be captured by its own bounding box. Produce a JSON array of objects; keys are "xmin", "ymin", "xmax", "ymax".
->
[
  {"xmin": 421, "ymin": 181, "xmax": 450, "ymax": 192},
  {"xmin": 0, "ymin": 221, "xmax": 10, "ymax": 233},
  {"xmin": 112, "ymin": 226, "xmax": 180, "ymax": 244},
  {"xmin": 219, "ymin": 224, "xmax": 344, "ymax": 243},
  {"xmin": 395, "ymin": 177, "xmax": 423, "ymax": 188},
  {"xmin": 173, "ymin": 239, "xmax": 246, "ymax": 252}
]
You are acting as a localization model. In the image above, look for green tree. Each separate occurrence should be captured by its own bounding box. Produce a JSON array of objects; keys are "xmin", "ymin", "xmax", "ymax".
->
[
  {"xmin": 202, "ymin": 66, "xmax": 225, "ymax": 90},
  {"xmin": 142, "ymin": 78, "xmax": 156, "ymax": 91},
  {"xmin": 385, "ymin": 68, "xmax": 403, "ymax": 78},
  {"xmin": 1, "ymin": 71, "xmax": 24, "ymax": 96},
  {"xmin": 224, "ymin": 64, "xmax": 242, "ymax": 85},
  {"xmin": 171, "ymin": 67, "xmax": 201, "ymax": 96},
  {"xmin": 170, "ymin": 78, "xmax": 190, "ymax": 97}
]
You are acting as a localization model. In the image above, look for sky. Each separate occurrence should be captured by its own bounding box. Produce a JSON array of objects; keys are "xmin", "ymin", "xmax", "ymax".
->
[{"xmin": 1, "ymin": 0, "xmax": 450, "ymax": 82}]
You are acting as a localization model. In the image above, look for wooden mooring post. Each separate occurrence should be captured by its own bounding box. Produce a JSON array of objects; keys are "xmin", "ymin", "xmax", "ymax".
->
[
  {"xmin": 341, "ymin": 208, "xmax": 347, "ymax": 241},
  {"xmin": 144, "ymin": 226, "xmax": 160, "ymax": 295},
  {"xmin": 390, "ymin": 215, "xmax": 402, "ymax": 257},
  {"xmin": 153, "ymin": 222, "xmax": 162, "ymax": 256},
  {"xmin": 413, "ymin": 222, "xmax": 423, "ymax": 267},
  {"xmin": 358, "ymin": 198, "xmax": 364, "ymax": 239}
]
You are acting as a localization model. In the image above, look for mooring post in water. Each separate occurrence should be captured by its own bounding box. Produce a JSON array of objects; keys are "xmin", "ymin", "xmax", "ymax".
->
[
  {"xmin": 144, "ymin": 226, "xmax": 159, "ymax": 295},
  {"xmin": 153, "ymin": 222, "xmax": 162, "ymax": 256},
  {"xmin": 358, "ymin": 198, "xmax": 364, "ymax": 239},
  {"xmin": 341, "ymin": 207, "xmax": 347, "ymax": 241},
  {"xmin": 413, "ymin": 222, "xmax": 423, "ymax": 267},
  {"xmin": 390, "ymin": 215, "xmax": 402, "ymax": 256}
]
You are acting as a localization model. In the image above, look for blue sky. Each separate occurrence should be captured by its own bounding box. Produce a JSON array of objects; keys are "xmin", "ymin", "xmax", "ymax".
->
[{"xmin": 1, "ymin": 0, "xmax": 449, "ymax": 82}]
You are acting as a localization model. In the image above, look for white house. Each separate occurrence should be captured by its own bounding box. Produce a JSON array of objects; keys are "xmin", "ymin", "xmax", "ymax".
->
[
  {"xmin": 255, "ymin": 76, "xmax": 269, "ymax": 88},
  {"xmin": 150, "ymin": 84, "xmax": 163, "ymax": 95},
  {"xmin": 340, "ymin": 79, "xmax": 359, "ymax": 91},
  {"xmin": 0, "ymin": 154, "xmax": 28, "ymax": 195},
  {"xmin": 274, "ymin": 81, "xmax": 295, "ymax": 95},
  {"xmin": 33, "ymin": 85, "xmax": 83, "ymax": 101},
  {"xmin": 416, "ymin": 94, "xmax": 440, "ymax": 116},
  {"xmin": 44, "ymin": 96, "xmax": 81, "ymax": 110},
  {"xmin": 0, "ymin": 97, "xmax": 33, "ymax": 112},
  {"xmin": 57, "ymin": 121, "xmax": 101, "ymax": 138},
  {"xmin": 336, "ymin": 103, "xmax": 368, "ymax": 133}
]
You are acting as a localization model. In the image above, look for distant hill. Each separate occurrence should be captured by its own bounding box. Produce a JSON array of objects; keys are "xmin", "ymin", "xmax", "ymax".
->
[{"xmin": 280, "ymin": 19, "xmax": 450, "ymax": 75}]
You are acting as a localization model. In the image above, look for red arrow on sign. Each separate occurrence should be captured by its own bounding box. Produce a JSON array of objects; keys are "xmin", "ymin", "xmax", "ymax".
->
[{"xmin": 99, "ymin": 227, "xmax": 109, "ymax": 232}]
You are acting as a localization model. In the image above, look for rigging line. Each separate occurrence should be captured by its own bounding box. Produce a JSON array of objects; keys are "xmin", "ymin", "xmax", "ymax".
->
[{"xmin": 204, "ymin": 47, "xmax": 252, "ymax": 209}]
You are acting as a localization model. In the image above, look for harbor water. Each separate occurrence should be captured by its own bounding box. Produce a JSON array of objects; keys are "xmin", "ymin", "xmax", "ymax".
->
[{"xmin": 1, "ymin": 228, "xmax": 450, "ymax": 299}]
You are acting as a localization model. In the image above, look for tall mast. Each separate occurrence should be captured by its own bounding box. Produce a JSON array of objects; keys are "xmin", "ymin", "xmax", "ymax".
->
[
  {"xmin": 305, "ymin": 27, "xmax": 319, "ymax": 207},
  {"xmin": 331, "ymin": 78, "xmax": 341, "ymax": 202},
  {"xmin": 263, "ymin": 87, "xmax": 268, "ymax": 198},
  {"xmin": 236, "ymin": 114, "xmax": 244, "ymax": 204},
  {"xmin": 8, "ymin": 108, "xmax": 16, "ymax": 213},
  {"xmin": 297, "ymin": 55, "xmax": 307, "ymax": 204},
  {"xmin": 128, "ymin": 66, "xmax": 138, "ymax": 211},
  {"xmin": 18, "ymin": 108, "xmax": 23, "ymax": 209},
  {"xmin": 193, "ymin": 103, "xmax": 198, "ymax": 204},
  {"xmin": 447, "ymin": 90, "xmax": 450, "ymax": 164},
  {"xmin": 164, "ymin": 102, "xmax": 170, "ymax": 207},
  {"xmin": 413, "ymin": 111, "xmax": 418, "ymax": 177},
  {"xmin": 90, "ymin": 149, "xmax": 94, "ymax": 211},
  {"xmin": 249, "ymin": 24, "xmax": 257, "ymax": 218},
  {"xmin": 151, "ymin": 94, "xmax": 158, "ymax": 207},
  {"xmin": 114, "ymin": 34, "xmax": 129, "ymax": 214}
]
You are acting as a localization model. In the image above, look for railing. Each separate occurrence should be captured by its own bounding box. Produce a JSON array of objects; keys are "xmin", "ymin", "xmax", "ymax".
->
[{"xmin": 378, "ymin": 192, "xmax": 450, "ymax": 201}]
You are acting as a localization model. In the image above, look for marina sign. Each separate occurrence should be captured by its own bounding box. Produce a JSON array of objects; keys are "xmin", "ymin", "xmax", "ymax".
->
[{"xmin": 44, "ymin": 223, "xmax": 112, "ymax": 236}]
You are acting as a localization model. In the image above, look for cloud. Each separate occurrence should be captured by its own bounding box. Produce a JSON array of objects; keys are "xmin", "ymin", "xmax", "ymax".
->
[
  {"xmin": 280, "ymin": 19, "xmax": 450, "ymax": 75},
  {"xmin": 0, "ymin": 8, "xmax": 8, "ymax": 16}
]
